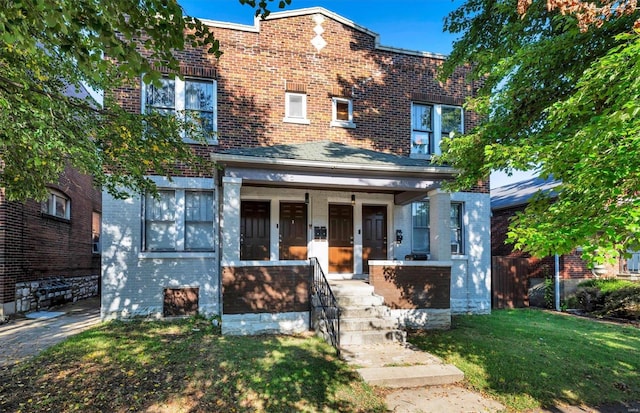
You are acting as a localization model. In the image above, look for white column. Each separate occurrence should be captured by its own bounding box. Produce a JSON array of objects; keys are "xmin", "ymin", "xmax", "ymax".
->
[
  {"xmin": 221, "ymin": 177, "xmax": 242, "ymax": 262},
  {"xmin": 429, "ymin": 189, "xmax": 451, "ymax": 261}
]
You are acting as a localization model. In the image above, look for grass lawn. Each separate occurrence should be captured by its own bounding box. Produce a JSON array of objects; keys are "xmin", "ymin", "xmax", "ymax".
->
[
  {"xmin": 410, "ymin": 309, "xmax": 640, "ymax": 411},
  {"xmin": 0, "ymin": 317, "xmax": 385, "ymax": 413}
]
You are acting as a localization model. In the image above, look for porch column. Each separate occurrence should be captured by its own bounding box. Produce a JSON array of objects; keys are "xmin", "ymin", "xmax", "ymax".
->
[
  {"xmin": 428, "ymin": 189, "xmax": 451, "ymax": 261},
  {"xmin": 221, "ymin": 176, "xmax": 242, "ymax": 262}
]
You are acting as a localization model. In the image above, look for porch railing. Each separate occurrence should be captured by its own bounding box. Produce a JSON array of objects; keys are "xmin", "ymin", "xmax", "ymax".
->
[{"xmin": 309, "ymin": 257, "xmax": 340, "ymax": 355}]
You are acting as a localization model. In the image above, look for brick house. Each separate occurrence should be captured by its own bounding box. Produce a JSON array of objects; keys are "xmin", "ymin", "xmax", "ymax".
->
[
  {"xmin": 0, "ymin": 165, "xmax": 101, "ymax": 317},
  {"xmin": 101, "ymin": 7, "xmax": 491, "ymax": 334},
  {"xmin": 490, "ymin": 176, "xmax": 615, "ymax": 308}
]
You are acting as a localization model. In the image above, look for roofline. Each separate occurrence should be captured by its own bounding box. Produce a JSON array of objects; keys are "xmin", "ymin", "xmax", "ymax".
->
[
  {"xmin": 211, "ymin": 152, "xmax": 457, "ymax": 176},
  {"xmin": 198, "ymin": 7, "xmax": 448, "ymax": 60}
]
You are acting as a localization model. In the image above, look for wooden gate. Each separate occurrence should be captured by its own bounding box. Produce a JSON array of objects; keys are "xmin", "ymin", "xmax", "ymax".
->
[{"xmin": 492, "ymin": 256, "xmax": 532, "ymax": 309}]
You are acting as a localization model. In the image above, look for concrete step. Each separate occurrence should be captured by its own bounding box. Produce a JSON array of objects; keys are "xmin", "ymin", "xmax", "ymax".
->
[
  {"xmin": 340, "ymin": 317, "xmax": 398, "ymax": 332},
  {"xmin": 340, "ymin": 306, "xmax": 391, "ymax": 319},
  {"xmin": 356, "ymin": 364, "xmax": 464, "ymax": 388},
  {"xmin": 340, "ymin": 329, "xmax": 406, "ymax": 346},
  {"xmin": 336, "ymin": 294, "xmax": 384, "ymax": 307},
  {"xmin": 330, "ymin": 281, "xmax": 375, "ymax": 296}
]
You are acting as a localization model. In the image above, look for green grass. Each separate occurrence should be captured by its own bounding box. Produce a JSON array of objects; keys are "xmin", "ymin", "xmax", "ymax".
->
[
  {"xmin": 0, "ymin": 318, "xmax": 385, "ymax": 412},
  {"xmin": 410, "ymin": 309, "xmax": 640, "ymax": 411}
]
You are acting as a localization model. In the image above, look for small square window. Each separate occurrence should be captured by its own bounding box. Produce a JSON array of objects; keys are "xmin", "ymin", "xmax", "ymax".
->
[
  {"xmin": 331, "ymin": 98, "xmax": 355, "ymax": 128},
  {"xmin": 284, "ymin": 92, "xmax": 310, "ymax": 124}
]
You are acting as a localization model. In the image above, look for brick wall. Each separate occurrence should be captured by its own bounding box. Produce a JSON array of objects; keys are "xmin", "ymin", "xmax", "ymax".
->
[
  {"xmin": 113, "ymin": 10, "xmax": 485, "ymax": 193},
  {"xmin": 222, "ymin": 265, "xmax": 309, "ymax": 314},
  {"xmin": 0, "ymin": 167, "xmax": 101, "ymax": 313},
  {"xmin": 369, "ymin": 264, "xmax": 451, "ymax": 309}
]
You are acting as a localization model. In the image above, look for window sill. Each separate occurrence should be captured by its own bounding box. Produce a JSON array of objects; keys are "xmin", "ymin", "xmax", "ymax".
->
[
  {"xmin": 139, "ymin": 251, "xmax": 216, "ymax": 260},
  {"xmin": 330, "ymin": 120, "xmax": 356, "ymax": 129},
  {"xmin": 409, "ymin": 153, "xmax": 434, "ymax": 160},
  {"xmin": 183, "ymin": 136, "xmax": 219, "ymax": 145},
  {"xmin": 283, "ymin": 117, "xmax": 311, "ymax": 125}
]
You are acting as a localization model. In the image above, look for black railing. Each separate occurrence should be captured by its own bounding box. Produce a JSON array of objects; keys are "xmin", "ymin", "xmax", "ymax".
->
[{"xmin": 309, "ymin": 257, "xmax": 340, "ymax": 355}]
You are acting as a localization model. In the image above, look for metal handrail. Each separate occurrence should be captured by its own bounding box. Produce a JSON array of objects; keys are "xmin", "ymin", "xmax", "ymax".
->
[{"xmin": 309, "ymin": 257, "xmax": 340, "ymax": 355}]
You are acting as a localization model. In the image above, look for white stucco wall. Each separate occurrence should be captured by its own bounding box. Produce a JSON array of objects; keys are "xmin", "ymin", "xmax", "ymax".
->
[
  {"xmin": 101, "ymin": 176, "xmax": 220, "ymax": 319},
  {"xmin": 449, "ymin": 192, "xmax": 492, "ymax": 314}
]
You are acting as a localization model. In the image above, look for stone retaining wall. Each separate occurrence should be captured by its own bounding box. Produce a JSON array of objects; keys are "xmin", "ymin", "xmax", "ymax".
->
[{"xmin": 14, "ymin": 275, "xmax": 99, "ymax": 313}]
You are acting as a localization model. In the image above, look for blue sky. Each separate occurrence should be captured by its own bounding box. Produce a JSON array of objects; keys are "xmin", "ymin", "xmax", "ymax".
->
[{"xmin": 179, "ymin": 0, "xmax": 463, "ymax": 55}]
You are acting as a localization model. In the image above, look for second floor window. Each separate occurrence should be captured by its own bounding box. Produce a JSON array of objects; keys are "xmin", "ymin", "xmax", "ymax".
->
[
  {"xmin": 331, "ymin": 97, "xmax": 355, "ymax": 128},
  {"xmin": 284, "ymin": 92, "xmax": 310, "ymax": 124},
  {"xmin": 411, "ymin": 103, "xmax": 463, "ymax": 156},
  {"xmin": 143, "ymin": 77, "xmax": 217, "ymax": 142},
  {"xmin": 41, "ymin": 189, "xmax": 70, "ymax": 220}
]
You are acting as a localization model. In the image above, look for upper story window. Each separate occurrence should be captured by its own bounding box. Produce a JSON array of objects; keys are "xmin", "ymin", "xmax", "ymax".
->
[
  {"xmin": 41, "ymin": 189, "xmax": 70, "ymax": 220},
  {"xmin": 411, "ymin": 200, "xmax": 464, "ymax": 255},
  {"xmin": 142, "ymin": 76, "xmax": 217, "ymax": 143},
  {"xmin": 411, "ymin": 103, "xmax": 463, "ymax": 156},
  {"xmin": 284, "ymin": 92, "xmax": 310, "ymax": 125},
  {"xmin": 143, "ymin": 189, "xmax": 214, "ymax": 252},
  {"xmin": 330, "ymin": 97, "xmax": 355, "ymax": 129}
]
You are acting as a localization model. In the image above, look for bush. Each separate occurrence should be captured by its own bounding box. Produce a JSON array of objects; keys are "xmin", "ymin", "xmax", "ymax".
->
[
  {"xmin": 601, "ymin": 286, "xmax": 640, "ymax": 320},
  {"xmin": 575, "ymin": 287, "xmax": 604, "ymax": 312},
  {"xmin": 577, "ymin": 278, "xmax": 636, "ymax": 294}
]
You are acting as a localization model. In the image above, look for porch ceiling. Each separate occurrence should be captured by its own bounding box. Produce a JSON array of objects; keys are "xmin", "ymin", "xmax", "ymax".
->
[{"xmin": 211, "ymin": 141, "xmax": 456, "ymax": 204}]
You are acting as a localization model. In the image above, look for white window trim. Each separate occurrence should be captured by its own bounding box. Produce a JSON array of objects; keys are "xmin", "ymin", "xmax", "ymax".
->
[
  {"xmin": 411, "ymin": 103, "xmax": 464, "ymax": 158},
  {"xmin": 142, "ymin": 188, "xmax": 215, "ymax": 253},
  {"xmin": 141, "ymin": 76, "xmax": 218, "ymax": 144},
  {"xmin": 450, "ymin": 202, "xmax": 464, "ymax": 255},
  {"xmin": 330, "ymin": 97, "xmax": 356, "ymax": 129},
  {"xmin": 41, "ymin": 189, "xmax": 71, "ymax": 220},
  {"xmin": 283, "ymin": 92, "xmax": 310, "ymax": 124},
  {"xmin": 410, "ymin": 200, "xmax": 465, "ymax": 255}
]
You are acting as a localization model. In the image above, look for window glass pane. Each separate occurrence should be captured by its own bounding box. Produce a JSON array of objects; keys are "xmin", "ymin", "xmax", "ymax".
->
[
  {"xmin": 145, "ymin": 191, "xmax": 176, "ymax": 251},
  {"xmin": 412, "ymin": 202, "xmax": 430, "ymax": 253},
  {"xmin": 412, "ymin": 104, "xmax": 432, "ymax": 131},
  {"xmin": 146, "ymin": 78, "xmax": 175, "ymax": 112},
  {"xmin": 335, "ymin": 100, "xmax": 349, "ymax": 121},
  {"xmin": 288, "ymin": 94, "xmax": 304, "ymax": 118},
  {"xmin": 54, "ymin": 195, "xmax": 67, "ymax": 218},
  {"xmin": 185, "ymin": 191, "xmax": 214, "ymax": 251},
  {"xmin": 450, "ymin": 203, "xmax": 463, "ymax": 254},
  {"xmin": 441, "ymin": 106, "xmax": 463, "ymax": 134},
  {"xmin": 185, "ymin": 80, "xmax": 214, "ymax": 111}
]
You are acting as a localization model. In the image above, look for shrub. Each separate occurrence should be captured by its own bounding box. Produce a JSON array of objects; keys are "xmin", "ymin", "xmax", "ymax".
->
[
  {"xmin": 601, "ymin": 286, "xmax": 640, "ymax": 320},
  {"xmin": 578, "ymin": 278, "xmax": 636, "ymax": 294},
  {"xmin": 575, "ymin": 287, "xmax": 604, "ymax": 312}
]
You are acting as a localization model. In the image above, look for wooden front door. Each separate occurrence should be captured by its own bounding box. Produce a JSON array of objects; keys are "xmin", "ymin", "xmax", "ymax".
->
[
  {"xmin": 362, "ymin": 205, "xmax": 387, "ymax": 274},
  {"xmin": 329, "ymin": 204, "xmax": 354, "ymax": 273},
  {"xmin": 240, "ymin": 201, "xmax": 270, "ymax": 260},
  {"xmin": 279, "ymin": 202, "xmax": 308, "ymax": 260}
]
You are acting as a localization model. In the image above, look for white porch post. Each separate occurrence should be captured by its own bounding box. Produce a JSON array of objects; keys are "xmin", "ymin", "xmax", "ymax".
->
[
  {"xmin": 428, "ymin": 189, "xmax": 451, "ymax": 261},
  {"xmin": 221, "ymin": 176, "xmax": 242, "ymax": 262}
]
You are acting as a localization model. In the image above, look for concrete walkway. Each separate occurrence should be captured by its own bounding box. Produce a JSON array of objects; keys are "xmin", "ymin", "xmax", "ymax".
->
[
  {"xmin": 0, "ymin": 297, "xmax": 101, "ymax": 368},
  {"xmin": 342, "ymin": 342, "xmax": 505, "ymax": 413}
]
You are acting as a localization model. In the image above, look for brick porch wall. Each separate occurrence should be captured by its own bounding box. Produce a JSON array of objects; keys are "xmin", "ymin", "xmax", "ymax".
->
[{"xmin": 369, "ymin": 264, "xmax": 451, "ymax": 309}]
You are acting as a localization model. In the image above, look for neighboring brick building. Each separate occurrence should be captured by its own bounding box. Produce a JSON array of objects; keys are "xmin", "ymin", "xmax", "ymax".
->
[
  {"xmin": 102, "ymin": 8, "xmax": 492, "ymax": 333},
  {"xmin": 490, "ymin": 176, "xmax": 610, "ymax": 308},
  {"xmin": 0, "ymin": 166, "xmax": 101, "ymax": 317}
]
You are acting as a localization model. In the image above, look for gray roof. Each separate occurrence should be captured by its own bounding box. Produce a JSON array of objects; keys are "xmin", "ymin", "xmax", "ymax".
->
[
  {"xmin": 491, "ymin": 176, "xmax": 560, "ymax": 210},
  {"xmin": 219, "ymin": 140, "xmax": 439, "ymax": 168}
]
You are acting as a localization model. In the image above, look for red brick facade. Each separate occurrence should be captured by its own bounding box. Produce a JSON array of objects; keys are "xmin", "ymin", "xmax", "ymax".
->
[
  {"xmin": 369, "ymin": 264, "xmax": 451, "ymax": 309},
  {"xmin": 222, "ymin": 265, "xmax": 309, "ymax": 314},
  {"xmin": 0, "ymin": 167, "xmax": 101, "ymax": 313},
  {"xmin": 114, "ymin": 10, "xmax": 487, "ymax": 193}
]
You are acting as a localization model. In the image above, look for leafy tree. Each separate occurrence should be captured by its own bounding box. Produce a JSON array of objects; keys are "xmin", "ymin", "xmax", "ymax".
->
[
  {"xmin": 0, "ymin": 0, "xmax": 287, "ymax": 201},
  {"xmin": 439, "ymin": 0, "xmax": 640, "ymax": 263}
]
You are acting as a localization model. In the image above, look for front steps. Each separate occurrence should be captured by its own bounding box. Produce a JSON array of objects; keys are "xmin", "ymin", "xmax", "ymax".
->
[
  {"xmin": 329, "ymin": 280, "xmax": 405, "ymax": 346},
  {"xmin": 330, "ymin": 280, "xmax": 464, "ymax": 388}
]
